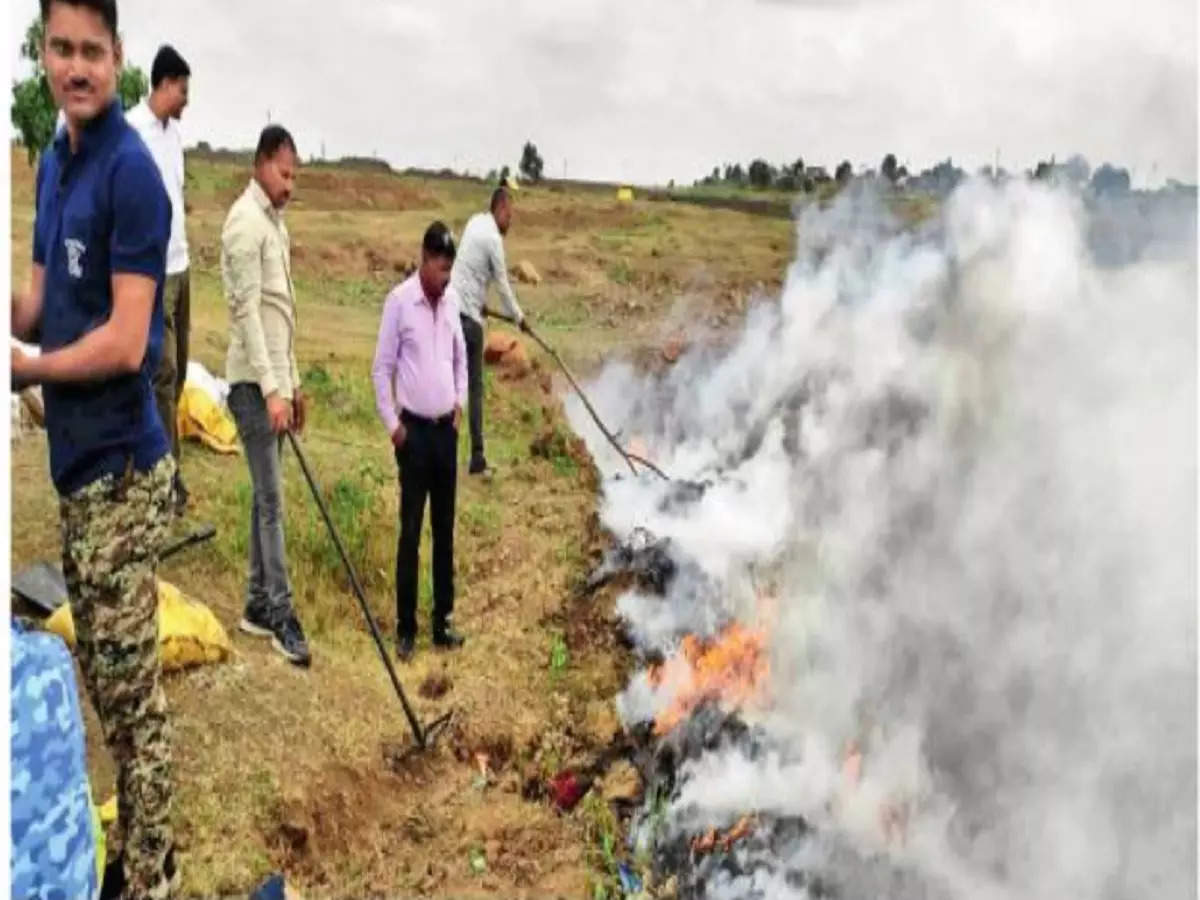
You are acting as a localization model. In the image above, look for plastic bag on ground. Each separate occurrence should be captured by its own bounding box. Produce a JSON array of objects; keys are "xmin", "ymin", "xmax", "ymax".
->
[
  {"xmin": 45, "ymin": 579, "xmax": 233, "ymax": 672},
  {"xmin": 177, "ymin": 382, "xmax": 239, "ymax": 454}
]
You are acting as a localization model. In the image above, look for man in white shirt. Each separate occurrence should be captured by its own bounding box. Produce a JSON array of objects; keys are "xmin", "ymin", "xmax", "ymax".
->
[
  {"xmin": 127, "ymin": 44, "xmax": 192, "ymax": 513},
  {"xmin": 449, "ymin": 185, "xmax": 528, "ymax": 477}
]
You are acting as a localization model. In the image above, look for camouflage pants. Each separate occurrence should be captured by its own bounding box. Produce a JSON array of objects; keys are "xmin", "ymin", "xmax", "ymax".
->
[{"xmin": 59, "ymin": 455, "xmax": 179, "ymax": 900}]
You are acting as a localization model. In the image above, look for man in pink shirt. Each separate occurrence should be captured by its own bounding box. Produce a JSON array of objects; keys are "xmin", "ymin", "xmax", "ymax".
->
[{"xmin": 372, "ymin": 222, "xmax": 467, "ymax": 661}]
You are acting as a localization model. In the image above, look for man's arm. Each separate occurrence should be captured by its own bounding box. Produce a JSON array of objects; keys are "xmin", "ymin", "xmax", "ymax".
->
[
  {"xmin": 223, "ymin": 212, "xmax": 279, "ymax": 399},
  {"xmin": 489, "ymin": 232, "xmax": 525, "ymax": 323},
  {"xmin": 14, "ymin": 272, "xmax": 157, "ymax": 382},
  {"xmin": 371, "ymin": 292, "xmax": 403, "ymax": 438},
  {"xmin": 14, "ymin": 152, "xmax": 169, "ymax": 383},
  {"xmin": 12, "ymin": 266, "xmax": 45, "ymax": 342}
]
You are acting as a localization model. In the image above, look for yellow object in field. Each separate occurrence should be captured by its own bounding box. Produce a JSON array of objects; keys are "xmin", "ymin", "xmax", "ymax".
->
[
  {"xmin": 616, "ymin": 186, "xmax": 634, "ymax": 203},
  {"xmin": 177, "ymin": 383, "xmax": 239, "ymax": 454},
  {"xmin": 45, "ymin": 580, "xmax": 233, "ymax": 671}
]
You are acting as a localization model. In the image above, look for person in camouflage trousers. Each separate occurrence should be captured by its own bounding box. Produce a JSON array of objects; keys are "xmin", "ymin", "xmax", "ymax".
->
[
  {"xmin": 61, "ymin": 457, "xmax": 178, "ymax": 897},
  {"xmin": 10, "ymin": 1, "xmax": 181, "ymax": 896}
]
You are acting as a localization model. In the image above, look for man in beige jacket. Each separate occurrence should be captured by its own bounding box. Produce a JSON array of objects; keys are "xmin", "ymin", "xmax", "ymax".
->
[{"xmin": 222, "ymin": 124, "xmax": 310, "ymax": 666}]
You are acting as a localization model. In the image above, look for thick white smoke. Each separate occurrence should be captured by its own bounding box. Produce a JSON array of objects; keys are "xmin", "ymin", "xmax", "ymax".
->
[{"xmin": 567, "ymin": 180, "xmax": 1197, "ymax": 899}]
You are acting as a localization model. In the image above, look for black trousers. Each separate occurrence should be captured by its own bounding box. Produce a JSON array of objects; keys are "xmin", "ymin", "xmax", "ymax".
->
[
  {"xmin": 395, "ymin": 411, "xmax": 458, "ymax": 639},
  {"xmin": 460, "ymin": 314, "xmax": 486, "ymax": 466}
]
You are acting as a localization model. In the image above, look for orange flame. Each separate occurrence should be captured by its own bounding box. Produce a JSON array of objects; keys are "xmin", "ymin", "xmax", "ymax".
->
[
  {"xmin": 690, "ymin": 814, "xmax": 758, "ymax": 855},
  {"xmin": 650, "ymin": 622, "xmax": 769, "ymax": 735}
]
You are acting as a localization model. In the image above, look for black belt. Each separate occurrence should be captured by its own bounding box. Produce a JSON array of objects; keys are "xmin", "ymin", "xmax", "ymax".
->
[{"xmin": 400, "ymin": 409, "xmax": 454, "ymax": 428}]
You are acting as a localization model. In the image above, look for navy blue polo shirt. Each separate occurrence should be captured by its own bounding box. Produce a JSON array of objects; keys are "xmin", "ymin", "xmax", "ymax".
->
[{"xmin": 32, "ymin": 99, "xmax": 171, "ymax": 496}]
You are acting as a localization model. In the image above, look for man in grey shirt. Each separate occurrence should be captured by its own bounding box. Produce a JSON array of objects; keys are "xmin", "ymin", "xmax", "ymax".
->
[{"xmin": 449, "ymin": 186, "xmax": 527, "ymax": 477}]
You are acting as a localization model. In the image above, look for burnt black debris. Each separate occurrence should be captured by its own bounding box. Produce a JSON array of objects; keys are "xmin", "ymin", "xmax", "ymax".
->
[
  {"xmin": 626, "ymin": 702, "xmax": 954, "ymax": 899},
  {"xmin": 584, "ymin": 526, "xmax": 679, "ymax": 595},
  {"xmin": 628, "ymin": 703, "xmax": 821, "ymax": 899}
]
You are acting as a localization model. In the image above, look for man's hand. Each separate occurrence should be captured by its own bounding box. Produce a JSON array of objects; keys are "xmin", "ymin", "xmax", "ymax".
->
[
  {"xmin": 11, "ymin": 345, "xmax": 36, "ymax": 390},
  {"xmin": 292, "ymin": 390, "xmax": 308, "ymax": 434},
  {"xmin": 518, "ymin": 316, "xmax": 531, "ymax": 335},
  {"xmin": 266, "ymin": 391, "xmax": 293, "ymax": 434},
  {"xmin": 452, "ymin": 405, "xmax": 462, "ymax": 432},
  {"xmin": 391, "ymin": 421, "xmax": 408, "ymax": 449}
]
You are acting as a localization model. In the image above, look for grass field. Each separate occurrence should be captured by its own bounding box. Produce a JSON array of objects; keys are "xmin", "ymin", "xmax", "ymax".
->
[{"xmin": 9, "ymin": 145, "xmax": 792, "ymax": 898}]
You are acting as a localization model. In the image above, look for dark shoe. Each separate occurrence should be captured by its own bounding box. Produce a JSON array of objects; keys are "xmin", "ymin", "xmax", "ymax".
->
[
  {"xmin": 433, "ymin": 627, "xmax": 465, "ymax": 650},
  {"xmin": 240, "ymin": 606, "xmax": 311, "ymax": 667},
  {"xmin": 468, "ymin": 457, "xmax": 490, "ymax": 476},
  {"xmin": 274, "ymin": 612, "xmax": 311, "ymax": 667},
  {"xmin": 238, "ymin": 604, "xmax": 275, "ymax": 638},
  {"xmin": 396, "ymin": 634, "xmax": 415, "ymax": 661}
]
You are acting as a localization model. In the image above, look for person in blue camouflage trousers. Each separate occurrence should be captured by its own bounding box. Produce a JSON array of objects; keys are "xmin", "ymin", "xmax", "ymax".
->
[
  {"xmin": 11, "ymin": 1, "xmax": 179, "ymax": 896},
  {"xmin": 10, "ymin": 621, "xmax": 99, "ymax": 900}
]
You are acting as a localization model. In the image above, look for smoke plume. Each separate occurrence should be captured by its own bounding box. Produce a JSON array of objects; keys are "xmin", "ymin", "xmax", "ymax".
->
[{"xmin": 567, "ymin": 180, "xmax": 1197, "ymax": 898}]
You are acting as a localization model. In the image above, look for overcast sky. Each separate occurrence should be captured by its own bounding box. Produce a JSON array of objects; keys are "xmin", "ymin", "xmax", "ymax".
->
[{"xmin": 8, "ymin": 0, "xmax": 1198, "ymax": 186}]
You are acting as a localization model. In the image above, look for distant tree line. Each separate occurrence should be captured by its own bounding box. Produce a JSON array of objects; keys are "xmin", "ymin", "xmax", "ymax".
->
[
  {"xmin": 696, "ymin": 153, "xmax": 916, "ymax": 193},
  {"xmin": 693, "ymin": 151, "xmax": 1188, "ymax": 199}
]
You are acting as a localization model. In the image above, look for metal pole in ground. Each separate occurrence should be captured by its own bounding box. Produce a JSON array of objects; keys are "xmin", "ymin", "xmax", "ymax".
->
[{"xmin": 285, "ymin": 430, "xmax": 440, "ymax": 749}]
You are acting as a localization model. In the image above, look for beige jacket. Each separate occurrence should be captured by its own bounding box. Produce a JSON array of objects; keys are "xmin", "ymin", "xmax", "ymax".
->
[{"xmin": 221, "ymin": 179, "xmax": 301, "ymax": 399}]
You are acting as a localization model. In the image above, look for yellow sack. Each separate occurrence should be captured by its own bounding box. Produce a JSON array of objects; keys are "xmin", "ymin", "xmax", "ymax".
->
[
  {"xmin": 177, "ymin": 383, "xmax": 240, "ymax": 455},
  {"xmin": 45, "ymin": 580, "xmax": 233, "ymax": 671}
]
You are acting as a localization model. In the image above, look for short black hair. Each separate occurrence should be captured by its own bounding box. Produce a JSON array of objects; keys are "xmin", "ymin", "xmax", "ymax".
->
[
  {"xmin": 151, "ymin": 44, "xmax": 190, "ymax": 88},
  {"xmin": 490, "ymin": 187, "xmax": 510, "ymax": 213},
  {"xmin": 422, "ymin": 222, "xmax": 456, "ymax": 261},
  {"xmin": 40, "ymin": 0, "xmax": 118, "ymax": 39},
  {"xmin": 254, "ymin": 125, "xmax": 297, "ymax": 163}
]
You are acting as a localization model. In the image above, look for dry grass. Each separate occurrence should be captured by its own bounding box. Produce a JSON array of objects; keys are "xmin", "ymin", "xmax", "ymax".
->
[{"xmin": 8, "ymin": 146, "xmax": 789, "ymax": 898}]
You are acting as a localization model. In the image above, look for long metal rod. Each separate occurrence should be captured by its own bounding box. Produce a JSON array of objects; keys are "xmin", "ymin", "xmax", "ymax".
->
[
  {"xmin": 483, "ymin": 309, "xmax": 669, "ymax": 481},
  {"xmin": 160, "ymin": 523, "xmax": 216, "ymax": 561},
  {"xmin": 286, "ymin": 431, "xmax": 429, "ymax": 747}
]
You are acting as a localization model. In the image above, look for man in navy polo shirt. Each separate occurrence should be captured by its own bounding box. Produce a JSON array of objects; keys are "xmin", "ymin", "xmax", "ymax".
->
[{"xmin": 11, "ymin": 1, "xmax": 179, "ymax": 897}]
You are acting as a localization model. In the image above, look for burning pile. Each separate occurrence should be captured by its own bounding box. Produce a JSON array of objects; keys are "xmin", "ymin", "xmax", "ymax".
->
[
  {"xmin": 648, "ymin": 622, "xmax": 767, "ymax": 736},
  {"xmin": 569, "ymin": 181, "xmax": 1195, "ymax": 899}
]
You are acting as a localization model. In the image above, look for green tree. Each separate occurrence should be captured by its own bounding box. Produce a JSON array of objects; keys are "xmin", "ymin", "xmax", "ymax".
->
[
  {"xmin": 881, "ymin": 153, "xmax": 898, "ymax": 183},
  {"xmin": 117, "ymin": 65, "xmax": 148, "ymax": 110},
  {"xmin": 11, "ymin": 15, "xmax": 148, "ymax": 166},
  {"xmin": 747, "ymin": 158, "xmax": 774, "ymax": 189},
  {"xmin": 835, "ymin": 160, "xmax": 853, "ymax": 184},
  {"xmin": 519, "ymin": 141, "xmax": 544, "ymax": 182}
]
